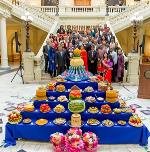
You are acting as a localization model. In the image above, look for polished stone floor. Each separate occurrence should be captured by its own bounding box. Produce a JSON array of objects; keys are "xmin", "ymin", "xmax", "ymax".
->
[{"xmin": 0, "ymin": 71, "xmax": 150, "ymax": 152}]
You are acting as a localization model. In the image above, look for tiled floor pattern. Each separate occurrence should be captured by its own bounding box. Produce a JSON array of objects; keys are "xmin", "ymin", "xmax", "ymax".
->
[{"xmin": 0, "ymin": 72, "xmax": 150, "ymax": 152}]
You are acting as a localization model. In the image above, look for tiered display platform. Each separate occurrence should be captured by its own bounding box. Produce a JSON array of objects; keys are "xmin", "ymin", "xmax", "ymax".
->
[{"xmin": 5, "ymin": 80, "xmax": 149, "ymax": 147}]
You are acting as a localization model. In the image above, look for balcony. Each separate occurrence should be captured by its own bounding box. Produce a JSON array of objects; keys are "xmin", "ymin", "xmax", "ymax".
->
[{"xmin": 36, "ymin": 5, "xmax": 128, "ymax": 17}]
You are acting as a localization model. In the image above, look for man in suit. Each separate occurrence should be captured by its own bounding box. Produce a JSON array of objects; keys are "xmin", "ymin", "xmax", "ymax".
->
[
  {"xmin": 56, "ymin": 45, "xmax": 67, "ymax": 75},
  {"xmin": 88, "ymin": 44, "xmax": 98, "ymax": 75},
  {"xmin": 43, "ymin": 39, "xmax": 51, "ymax": 73}
]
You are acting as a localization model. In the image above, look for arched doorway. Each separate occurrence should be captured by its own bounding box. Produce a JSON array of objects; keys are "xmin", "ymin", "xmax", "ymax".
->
[
  {"xmin": 41, "ymin": 0, "xmax": 57, "ymax": 6},
  {"xmin": 74, "ymin": 0, "xmax": 91, "ymax": 6}
]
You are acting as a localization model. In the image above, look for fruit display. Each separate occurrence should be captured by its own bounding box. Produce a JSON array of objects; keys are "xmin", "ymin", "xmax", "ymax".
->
[
  {"xmin": 56, "ymin": 84, "xmax": 66, "ymax": 92},
  {"xmin": 87, "ymin": 119, "xmax": 100, "ymax": 126},
  {"xmin": 47, "ymin": 82, "xmax": 55, "ymax": 91},
  {"xmin": 113, "ymin": 108, "xmax": 122, "ymax": 114},
  {"xmin": 69, "ymin": 90, "xmax": 82, "ymax": 100},
  {"xmin": 24, "ymin": 104, "xmax": 35, "ymax": 112},
  {"xmin": 102, "ymin": 119, "xmax": 114, "ymax": 127},
  {"xmin": 85, "ymin": 96, "xmax": 96, "ymax": 103},
  {"xmin": 23, "ymin": 118, "xmax": 32, "ymax": 124},
  {"xmin": 36, "ymin": 119, "xmax": 48, "ymax": 126},
  {"xmin": 106, "ymin": 90, "xmax": 118, "ymax": 103},
  {"xmin": 97, "ymin": 97, "xmax": 104, "ymax": 102},
  {"xmin": 36, "ymin": 87, "xmax": 47, "ymax": 101},
  {"xmin": 8, "ymin": 111, "xmax": 22, "ymax": 124},
  {"xmin": 40, "ymin": 104, "xmax": 51, "ymax": 113},
  {"xmin": 101, "ymin": 104, "xmax": 112, "ymax": 114},
  {"xmin": 84, "ymin": 86, "xmax": 94, "ymax": 92},
  {"xmin": 117, "ymin": 120, "xmax": 126, "ymax": 126},
  {"xmin": 48, "ymin": 96, "xmax": 56, "ymax": 101},
  {"xmin": 53, "ymin": 118, "xmax": 66, "ymax": 125},
  {"xmin": 53, "ymin": 104, "xmax": 65, "ymax": 113},
  {"xmin": 88, "ymin": 107, "xmax": 99, "ymax": 114},
  {"xmin": 68, "ymin": 100, "xmax": 85, "ymax": 113},
  {"xmin": 129, "ymin": 115, "xmax": 143, "ymax": 127},
  {"xmin": 57, "ymin": 96, "xmax": 68, "ymax": 102}
]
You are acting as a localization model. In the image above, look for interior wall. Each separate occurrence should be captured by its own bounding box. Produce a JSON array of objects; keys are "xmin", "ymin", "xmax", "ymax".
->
[
  {"xmin": 4, "ymin": 21, "xmax": 47, "ymax": 62},
  {"xmin": 116, "ymin": 21, "xmax": 150, "ymax": 55}
]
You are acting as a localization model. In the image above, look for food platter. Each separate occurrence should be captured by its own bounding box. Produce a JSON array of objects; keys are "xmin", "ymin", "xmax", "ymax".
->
[
  {"xmin": 85, "ymin": 96, "xmax": 96, "ymax": 103},
  {"xmin": 8, "ymin": 112, "xmax": 22, "ymax": 125},
  {"xmin": 36, "ymin": 119, "xmax": 48, "ymax": 126},
  {"xmin": 23, "ymin": 118, "xmax": 32, "ymax": 124},
  {"xmin": 102, "ymin": 119, "xmax": 114, "ymax": 127},
  {"xmin": 53, "ymin": 118, "xmax": 66, "ymax": 125},
  {"xmin": 87, "ymin": 107, "xmax": 99, "ymax": 114},
  {"xmin": 87, "ymin": 119, "xmax": 100, "ymax": 126},
  {"xmin": 57, "ymin": 96, "xmax": 68, "ymax": 102},
  {"xmin": 117, "ymin": 120, "xmax": 126, "ymax": 126},
  {"xmin": 97, "ymin": 97, "xmax": 104, "ymax": 102},
  {"xmin": 48, "ymin": 96, "xmax": 56, "ymax": 101}
]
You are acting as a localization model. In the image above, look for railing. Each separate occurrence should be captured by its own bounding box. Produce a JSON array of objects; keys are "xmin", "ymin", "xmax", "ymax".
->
[
  {"xmin": 109, "ymin": 2, "xmax": 150, "ymax": 32},
  {"xmin": 3, "ymin": 0, "xmax": 56, "ymax": 32},
  {"xmin": 108, "ymin": 6, "xmax": 127, "ymax": 13},
  {"xmin": 35, "ymin": 5, "xmax": 127, "ymax": 16}
]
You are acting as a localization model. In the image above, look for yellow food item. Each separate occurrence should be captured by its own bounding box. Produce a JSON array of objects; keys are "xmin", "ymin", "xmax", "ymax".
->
[
  {"xmin": 36, "ymin": 119, "xmax": 48, "ymax": 126},
  {"xmin": 54, "ymin": 104, "xmax": 65, "ymax": 113},
  {"xmin": 24, "ymin": 104, "xmax": 34, "ymax": 112},
  {"xmin": 71, "ymin": 114, "xmax": 81, "ymax": 127},
  {"xmin": 36, "ymin": 87, "xmax": 46, "ymax": 97},
  {"xmin": 56, "ymin": 84, "xmax": 65, "ymax": 92},
  {"xmin": 70, "ymin": 58, "xmax": 84, "ymax": 67},
  {"xmin": 106, "ymin": 90, "xmax": 118, "ymax": 103}
]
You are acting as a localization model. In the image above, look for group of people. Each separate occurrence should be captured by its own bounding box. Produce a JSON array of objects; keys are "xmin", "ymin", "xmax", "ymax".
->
[{"xmin": 43, "ymin": 24, "xmax": 125, "ymax": 83}]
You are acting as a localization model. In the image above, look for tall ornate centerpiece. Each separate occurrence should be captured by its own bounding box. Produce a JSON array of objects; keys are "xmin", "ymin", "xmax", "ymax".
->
[{"xmin": 62, "ymin": 48, "xmax": 92, "ymax": 81}]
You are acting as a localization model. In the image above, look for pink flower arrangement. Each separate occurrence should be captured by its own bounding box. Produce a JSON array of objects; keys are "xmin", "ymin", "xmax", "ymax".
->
[
  {"xmin": 65, "ymin": 128, "xmax": 84, "ymax": 152},
  {"xmin": 50, "ymin": 132, "xmax": 65, "ymax": 152},
  {"xmin": 83, "ymin": 132, "xmax": 98, "ymax": 152}
]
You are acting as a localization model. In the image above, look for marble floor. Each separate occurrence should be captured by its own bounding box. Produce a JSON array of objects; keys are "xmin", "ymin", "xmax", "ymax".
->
[{"xmin": 0, "ymin": 71, "xmax": 150, "ymax": 152}]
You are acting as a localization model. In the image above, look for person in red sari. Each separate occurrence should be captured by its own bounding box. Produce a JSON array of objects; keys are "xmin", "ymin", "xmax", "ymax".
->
[
  {"xmin": 102, "ymin": 53, "xmax": 113, "ymax": 83},
  {"xmin": 80, "ymin": 45, "xmax": 88, "ymax": 71}
]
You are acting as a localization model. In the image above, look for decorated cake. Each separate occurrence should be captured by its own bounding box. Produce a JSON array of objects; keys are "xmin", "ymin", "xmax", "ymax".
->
[
  {"xmin": 106, "ymin": 90, "xmax": 118, "ymax": 103},
  {"xmin": 36, "ymin": 87, "xmax": 47, "ymax": 101},
  {"xmin": 71, "ymin": 114, "xmax": 81, "ymax": 127},
  {"xmin": 61, "ymin": 48, "xmax": 92, "ymax": 81}
]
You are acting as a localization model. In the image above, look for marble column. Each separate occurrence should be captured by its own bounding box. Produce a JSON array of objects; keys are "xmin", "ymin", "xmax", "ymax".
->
[
  {"xmin": 127, "ymin": 53, "xmax": 140, "ymax": 85},
  {"xmin": 0, "ymin": 17, "xmax": 10, "ymax": 69}
]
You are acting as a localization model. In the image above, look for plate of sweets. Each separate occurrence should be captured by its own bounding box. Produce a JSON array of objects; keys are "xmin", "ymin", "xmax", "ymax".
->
[
  {"xmin": 56, "ymin": 84, "xmax": 66, "ymax": 92},
  {"xmin": 88, "ymin": 107, "xmax": 99, "ymax": 114},
  {"xmin": 113, "ymin": 108, "xmax": 122, "ymax": 114},
  {"xmin": 53, "ymin": 104, "xmax": 65, "ymax": 113},
  {"xmin": 85, "ymin": 96, "xmax": 96, "ymax": 103},
  {"xmin": 129, "ymin": 115, "xmax": 143, "ymax": 127},
  {"xmin": 23, "ymin": 118, "xmax": 32, "ymax": 124},
  {"xmin": 97, "ymin": 97, "xmax": 104, "ymax": 102},
  {"xmin": 48, "ymin": 96, "xmax": 56, "ymax": 101},
  {"xmin": 84, "ymin": 86, "xmax": 94, "ymax": 92},
  {"xmin": 117, "ymin": 120, "xmax": 126, "ymax": 126},
  {"xmin": 8, "ymin": 111, "xmax": 22, "ymax": 124},
  {"xmin": 121, "ymin": 107, "xmax": 132, "ymax": 113},
  {"xmin": 40, "ymin": 104, "xmax": 51, "ymax": 113},
  {"xmin": 102, "ymin": 119, "xmax": 114, "ymax": 127},
  {"xmin": 56, "ymin": 76, "xmax": 66, "ymax": 82},
  {"xmin": 101, "ymin": 104, "xmax": 112, "ymax": 114},
  {"xmin": 36, "ymin": 119, "xmax": 48, "ymax": 126},
  {"xmin": 53, "ymin": 118, "xmax": 66, "ymax": 125},
  {"xmin": 57, "ymin": 96, "xmax": 68, "ymax": 102},
  {"xmin": 87, "ymin": 119, "xmax": 100, "ymax": 126}
]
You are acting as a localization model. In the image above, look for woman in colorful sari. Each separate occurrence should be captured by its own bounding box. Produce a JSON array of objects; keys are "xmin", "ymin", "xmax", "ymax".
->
[{"xmin": 80, "ymin": 45, "xmax": 88, "ymax": 71}]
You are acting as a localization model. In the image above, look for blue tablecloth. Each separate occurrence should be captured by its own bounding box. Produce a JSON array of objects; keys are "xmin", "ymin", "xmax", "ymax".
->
[
  {"xmin": 21, "ymin": 110, "xmax": 132, "ymax": 121},
  {"xmin": 33, "ymin": 100, "xmax": 120, "ymax": 110},
  {"xmin": 46, "ymin": 90, "xmax": 106, "ymax": 99},
  {"xmin": 5, "ymin": 122, "xmax": 149, "ymax": 147},
  {"xmin": 56, "ymin": 81, "xmax": 98, "ymax": 90}
]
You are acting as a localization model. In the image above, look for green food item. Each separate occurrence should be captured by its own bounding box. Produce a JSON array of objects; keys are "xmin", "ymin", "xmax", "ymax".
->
[{"xmin": 68, "ymin": 100, "xmax": 85, "ymax": 113}]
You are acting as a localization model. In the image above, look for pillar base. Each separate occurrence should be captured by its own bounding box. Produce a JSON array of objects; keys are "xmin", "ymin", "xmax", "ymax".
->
[
  {"xmin": 0, "ymin": 66, "xmax": 11, "ymax": 70},
  {"xmin": 23, "ymin": 52, "xmax": 35, "ymax": 83}
]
